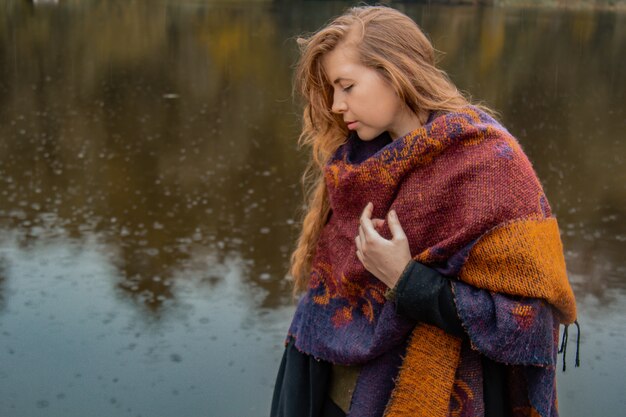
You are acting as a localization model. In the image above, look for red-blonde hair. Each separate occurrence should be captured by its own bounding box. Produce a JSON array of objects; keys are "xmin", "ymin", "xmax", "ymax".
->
[{"xmin": 290, "ymin": 5, "xmax": 485, "ymax": 295}]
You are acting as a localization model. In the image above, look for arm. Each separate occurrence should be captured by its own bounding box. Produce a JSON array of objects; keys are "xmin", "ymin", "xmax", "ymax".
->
[{"xmin": 390, "ymin": 260, "xmax": 465, "ymax": 338}]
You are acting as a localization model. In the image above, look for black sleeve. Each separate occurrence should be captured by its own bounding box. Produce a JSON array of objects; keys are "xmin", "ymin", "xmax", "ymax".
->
[{"xmin": 393, "ymin": 260, "xmax": 466, "ymax": 338}]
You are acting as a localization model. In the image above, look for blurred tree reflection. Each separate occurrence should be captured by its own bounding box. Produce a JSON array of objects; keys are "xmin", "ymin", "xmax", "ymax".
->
[
  {"xmin": 0, "ymin": 1, "xmax": 301, "ymax": 313},
  {"xmin": 0, "ymin": 1, "xmax": 623, "ymax": 316}
]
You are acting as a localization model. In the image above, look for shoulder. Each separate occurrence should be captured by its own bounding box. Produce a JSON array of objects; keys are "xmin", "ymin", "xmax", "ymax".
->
[
  {"xmin": 418, "ymin": 105, "xmax": 526, "ymax": 167},
  {"xmin": 428, "ymin": 106, "xmax": 509, "ymax": 137}
]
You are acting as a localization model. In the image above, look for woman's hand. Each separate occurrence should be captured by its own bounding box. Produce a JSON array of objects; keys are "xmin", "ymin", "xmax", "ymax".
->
[{"xmin": 355, "ymin": 202, "xmax": 412, "ymax": 289}]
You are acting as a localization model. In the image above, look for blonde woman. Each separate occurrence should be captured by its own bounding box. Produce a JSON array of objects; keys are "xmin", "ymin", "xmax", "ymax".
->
[{"xmin": 270, "ymin": 6, "xmax": 577, "ymax": 417}]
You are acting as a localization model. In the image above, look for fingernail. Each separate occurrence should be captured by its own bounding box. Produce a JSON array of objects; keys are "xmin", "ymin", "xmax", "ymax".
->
[{"xmin": 391, "ymin": 210, "xmax": 397, "ymax": 218}]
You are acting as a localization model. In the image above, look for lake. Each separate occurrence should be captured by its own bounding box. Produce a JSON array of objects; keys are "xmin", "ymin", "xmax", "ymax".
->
[{"xmin": 0, "ymin": 1, "xmax": 624, "ymax": 416}]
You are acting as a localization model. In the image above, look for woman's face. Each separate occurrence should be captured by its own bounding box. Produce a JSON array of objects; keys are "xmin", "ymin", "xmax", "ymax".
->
[{"xmin": 321, "ymin": 44, "xmax": 421, "ymax": 141}]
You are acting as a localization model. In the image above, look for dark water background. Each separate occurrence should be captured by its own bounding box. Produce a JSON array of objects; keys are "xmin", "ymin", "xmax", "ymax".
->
[{"xmin": 0, "ymin": 1, "xmax": 624, "ymax": 416}]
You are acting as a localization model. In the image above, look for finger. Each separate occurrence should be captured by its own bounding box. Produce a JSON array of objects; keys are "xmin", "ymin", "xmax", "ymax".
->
[
  {"xmin": 360, "ymin": 202, "xmax": 378, "ymax": 238},
  {"xmin": 387, "ymin": 210, "xmax": 407, "ymax": 240},
  {"xmin": 360, "ymin": 202, "xmax": 373, "ymax": 222},
  {"xmin": 355, "ymin": 233, "xmax": 362, "ymax": 252},
  {"xmin": 358, "ymin": 223, "xmax": 367, "ymax": 247}
]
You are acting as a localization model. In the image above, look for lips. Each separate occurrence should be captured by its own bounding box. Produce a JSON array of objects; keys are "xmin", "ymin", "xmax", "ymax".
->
[{"xmin": 345, "ymin": 121, "xmax": 358, "ymax": 130}]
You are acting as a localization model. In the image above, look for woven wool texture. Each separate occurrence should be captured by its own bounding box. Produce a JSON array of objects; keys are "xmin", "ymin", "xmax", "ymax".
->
[{"xmin": 286, "ymin": 106, "xmax": 577, "ymax": 417}]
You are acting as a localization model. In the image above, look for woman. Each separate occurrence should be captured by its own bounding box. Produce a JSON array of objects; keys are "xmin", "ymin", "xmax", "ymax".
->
[{"xmin": 270, "ymin": 5, "xmax": 577, "ymax": 417}]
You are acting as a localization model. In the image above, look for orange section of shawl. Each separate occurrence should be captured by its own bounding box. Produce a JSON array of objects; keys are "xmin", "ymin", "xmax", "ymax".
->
[
  {"xmin": 384, "ymin": 324, "xmax": 462, "ymax": 417},
  {"xmin": 458, "ymin": 217, "xmax": 576, "ymax": 324}
]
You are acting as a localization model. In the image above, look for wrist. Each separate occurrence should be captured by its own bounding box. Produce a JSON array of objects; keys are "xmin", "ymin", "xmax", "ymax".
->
[{"xmin": 384, "ymin": 259, "xmax": 414, "ymax": 301}]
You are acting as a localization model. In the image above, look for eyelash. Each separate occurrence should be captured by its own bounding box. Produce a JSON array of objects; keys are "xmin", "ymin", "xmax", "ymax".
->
[{"xmin": 342, "ymin": 85, "xmax": 353, "ymax": 92}]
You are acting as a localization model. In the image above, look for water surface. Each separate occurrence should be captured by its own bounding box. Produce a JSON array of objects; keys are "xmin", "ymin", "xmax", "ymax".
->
[{"xmin": 0, "ymin": 1, "xmax": 624, "ymax": 416}]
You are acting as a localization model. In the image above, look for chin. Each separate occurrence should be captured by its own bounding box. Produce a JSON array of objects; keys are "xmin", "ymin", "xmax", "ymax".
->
[{"xmin": 356, "ymin": 130, "xmax": 384, "ymax": 141}]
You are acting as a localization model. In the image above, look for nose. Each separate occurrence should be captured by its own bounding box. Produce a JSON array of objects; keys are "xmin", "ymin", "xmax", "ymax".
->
[{"xmin": 331, "ymin": 91, "xmax": 347, "ymax": 114}]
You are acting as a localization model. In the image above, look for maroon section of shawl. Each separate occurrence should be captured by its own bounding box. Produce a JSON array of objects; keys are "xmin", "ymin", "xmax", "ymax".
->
[
  {"xmin": 288, "ymin": 107, "xmax": 550, "ymax": 365},
  {"xmin": 286, "ymin": 106, "xmax": 559, "ymax": 417}
]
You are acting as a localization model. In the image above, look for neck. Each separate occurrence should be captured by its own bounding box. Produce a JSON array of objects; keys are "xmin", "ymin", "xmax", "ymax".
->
[{"xmin": 390, "ymin": 109, "xmax": 430, "ymax": 140}]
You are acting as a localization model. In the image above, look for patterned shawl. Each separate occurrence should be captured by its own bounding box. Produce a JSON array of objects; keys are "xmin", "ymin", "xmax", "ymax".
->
[{"xmin": 286, "ymin": 106, "xmax": 577, "ymax": 417}]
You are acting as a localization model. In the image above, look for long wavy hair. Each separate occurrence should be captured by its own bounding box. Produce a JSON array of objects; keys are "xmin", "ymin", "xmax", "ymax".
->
[{"xmin": 290, "ymin": 5, "xmax": 485, "ymax": 295}]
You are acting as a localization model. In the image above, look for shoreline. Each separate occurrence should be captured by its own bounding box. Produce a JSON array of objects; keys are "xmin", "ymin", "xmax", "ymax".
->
[{"xmin": 421, "ymin": 0, "xmax": 626, "ymax": 11}]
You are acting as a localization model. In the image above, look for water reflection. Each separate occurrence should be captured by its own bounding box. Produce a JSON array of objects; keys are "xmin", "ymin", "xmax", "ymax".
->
[
  {"xmin": 0, "ymin": 228, "xmax": 292, "ymax": 415},
  {"xmin": 1, "ymin": 0, "xmax": 302, "ymax": 313},
  {"xmin": 0, "ymin": 258, "xmax": 6, "ymax": 312},
  {"xmin": 0, "ymin": 1, "xmax": 624, "ymax": 416}
]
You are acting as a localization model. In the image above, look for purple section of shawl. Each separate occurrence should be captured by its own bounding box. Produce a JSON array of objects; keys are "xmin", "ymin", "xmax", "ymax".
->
[
  {"xmin": 347, "ymin": 342, "xmax": 406, "ymax": 417},
  {"xmin": 288, "ymin": 290, "xmax": 414, "ymax": 364},
  {"xmin": 525, "ymin": 365, "xmax": 558, "ymax": 417},
  {"xmin": 453, "ymin": 280, "xmax": 561, "ymax": 416},
  {"xmin": 452, "ymin": 280, "xmax": 556, "ymax": 366}
]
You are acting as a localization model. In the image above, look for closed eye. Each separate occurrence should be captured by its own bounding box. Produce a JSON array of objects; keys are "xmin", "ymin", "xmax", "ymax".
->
[{"xmin": 342, "ymin": 85, "xmax": 353, "ymax": 92}]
